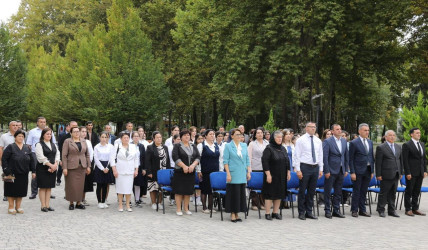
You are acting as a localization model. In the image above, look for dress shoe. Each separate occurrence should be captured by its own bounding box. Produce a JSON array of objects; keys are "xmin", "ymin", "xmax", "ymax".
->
[
  {"xmin": 388, "ymin": 211, "xmax": 399, "ymax": 217},
  {"xmin": 305, "ymin": 213, "xmax": 318, "ymax": 219},
  {"xmin": 235, "ymin": 218, "xmax": 242, "ymax": 222},
  {"xmin": 230, "ymin": 219, "xmax": 237, "ymax": 223},
  {"xmin": 298, "ymin": 214, "xmax": 306, "ymax": 220},
  {"xmin": 332, "ymin": 212, "xmax": 345, "ymax": 218},
  {"xmin": 56, "ymin": 182, "xmax": 60, "ymax": 186},
  {"xmin": 272, "ymin": 213, "xmax": 282, "ymax": 220},
  {"xmin": 75, "ymin": 204, "xmax": 85, "ymax": 209},
  {"xmin": 405, "ymin": 210, "xmax": 415, "ymax": 216},
  {"xmin": 351, "ymin": 211, "xmax": 358, "ymax": 217},
  {"xmin": 47, "ymin": 207, "xmax": 55, "ymax": 211},
  {"xmin": 50, "ymin": 195, "xmax": 55, "ymax": 199},
  {"xmin": 41, "ymin": 207, "xmax": 49, "ymax": 212},
  {"xmin": 265, "ymin": 214, "xmax": 272, "ymax": 220},
  {"xmin": 29, "ymin": 195, "xmax": 36, "ymax": 199},
  {"xmin": 325, "ymin": 213, "xmax": 332, "ymax": 219},
  {"xmin": 412, "ymin": 210, "xmax": 426, "ymax": 216},
  {"xmin": 378, "ymin": 212, "xmax": 386, "ymax": 217},
  {"xmin": 3, "ymin": 197, "xmax": 7, "ymax": 201},
  {"xmin": 358, "ymin": 211, "xmax": 371, "ymax": 217},
  {"xmin": 69, "ymin": 204, "xmax": 75, "ymax": 210}
]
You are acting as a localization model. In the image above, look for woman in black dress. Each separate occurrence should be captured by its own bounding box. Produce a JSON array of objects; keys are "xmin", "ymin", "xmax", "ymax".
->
[
  {"xmin": 261, "ymin": 130, "xmax": 290, "ymax": 220},
  {"xmin": 172, "ymin": 130, "xmax": 200, "ymax": 216},
  {"xmin": 1, "ymin": 130, "xmax": 35, "ymax": 214},
  {"xmin": 35, "ymin": 128, "xmax": 60, "ymax": 212}
]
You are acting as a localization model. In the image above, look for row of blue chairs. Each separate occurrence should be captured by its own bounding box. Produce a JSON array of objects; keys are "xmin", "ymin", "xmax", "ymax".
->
[{"xmin": 155, "ymin": 169, "xmax": 428, "ymax": 219}]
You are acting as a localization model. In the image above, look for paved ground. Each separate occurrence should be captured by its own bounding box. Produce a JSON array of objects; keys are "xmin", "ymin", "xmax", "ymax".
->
[{"xmin": 0, "ymin": 177, "xmax": 427, "ymax": 249}]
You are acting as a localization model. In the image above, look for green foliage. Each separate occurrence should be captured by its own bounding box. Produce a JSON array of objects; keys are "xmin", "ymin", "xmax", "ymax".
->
[
  {"xmin": 0, "ymin": 24, "xmax": 27, "ymax": 122},
  {"xmin": 401, "ymin": 92, "xmax": 428, "ymax": 150},
  {"xmin": 263, "ymin": 108, "xmax": 279, "ymax": 133},
  {"xmin": 225, "ymin": 118, "xmax": 236, "ymax": 132},
  {"xmin": 217, "ymin": 114, "xmax": 224, "ymax": 129}
]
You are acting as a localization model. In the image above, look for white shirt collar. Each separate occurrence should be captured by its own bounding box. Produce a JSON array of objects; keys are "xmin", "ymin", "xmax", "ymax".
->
[{"xmin": 411, "ymin": 138, "xmax": 420, "ymax": 144}]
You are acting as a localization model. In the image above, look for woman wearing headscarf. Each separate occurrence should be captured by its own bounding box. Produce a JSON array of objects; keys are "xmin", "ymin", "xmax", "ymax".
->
[{"xmin": 262, "ymin": 130, "xmax": 291, "ymax": 220}]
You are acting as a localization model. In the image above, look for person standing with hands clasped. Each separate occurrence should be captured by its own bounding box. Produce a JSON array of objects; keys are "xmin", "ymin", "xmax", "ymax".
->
[
  {"xmin": 402, "ymin": 127, "xmax": 427, "ymax": 216},
  {"xmin": 293, "ymin": 122, "xmax": 323, "ymax": 220},
  {"xmin": 35, "ymin": 128, "xmax": 60, "ymax": 212},
  {"xmin": 223, "ymin": 129, "xmax": 251, "ymax": 223},
  {"xmin": 1, "ymin": 130, "xmax": 35, "ymax": 214},
  {"xmin": 375, "ymin": 130, "xmax": 403, "ymax": 218},
  {"xmin": 111, "ymin": 133, "xmax": 139, "ymax": 212},
  {"xmin": 349, "ymin": 123, "xmax": 374, "ymax": 217},
  {"xmin": 262, "ymin": 130, "xmax": 290, "ymax": 220},
  {"xmin": 93, "ymin": 132, "xmax": 115, "ymax": 208}
]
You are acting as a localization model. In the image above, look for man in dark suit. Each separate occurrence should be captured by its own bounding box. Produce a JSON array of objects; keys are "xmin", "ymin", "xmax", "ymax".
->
[
  {"xmin": 57, "ymin": 121, "xmax": 78, "ymax": 185},
  {"xmin": 86, "ymin": 121, "xmax": 99, "ymax": 148},
  {"xmin": 375, "ymin": 130, "xmax": 403, "ymax": 217},
  {"xmin": 323, "ymin": 124, "xmax": 349, "ymax": 218},
  {"xmin": 349, "ymin": 123, "xmax": 374, "ymax": 217},
  {"xmin": 104, "ymin": 124, "xmax": 116, "ymax": 144},
  {"xmin": 402, "ymin": 127, "xmax": 428, "ymax": 216}
]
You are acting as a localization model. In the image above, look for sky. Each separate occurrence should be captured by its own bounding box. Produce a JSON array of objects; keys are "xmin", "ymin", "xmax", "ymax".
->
[{"xmin": 0, "ymin": 0, "xmax": 21, "ymax": 23}]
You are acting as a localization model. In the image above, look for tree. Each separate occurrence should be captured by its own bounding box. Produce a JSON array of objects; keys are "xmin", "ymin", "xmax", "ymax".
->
[
  {"xmin": 0, "ymin": 25, "xmax": 27, "ymax": 122},
  {"xmin": 263, "ymin": 108, "xmax": 279, "ymax": 133},
  {"xmin": 400, "ymin": 92, "xmax": 428, "ymax": 151}
]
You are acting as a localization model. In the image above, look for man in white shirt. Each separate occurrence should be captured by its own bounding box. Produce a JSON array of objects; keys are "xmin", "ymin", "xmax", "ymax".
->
[
  {"xmin": 0, "ymin": 121, "xmax": 19, "ymax": 201},
  {"xmin": 26, "ymin": 117, "xmax": 57, "ymax": 199},
  {"xmin": 165, "ymin": 125, "xmax": 180, "ymax": 148},
  {"xmin": 294, "ymin": 122, "xmax": 323, "ymax": 220}
]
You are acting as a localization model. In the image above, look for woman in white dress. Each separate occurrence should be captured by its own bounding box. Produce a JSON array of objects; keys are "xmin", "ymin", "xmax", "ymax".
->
[{"xmin": 111, "ymin": 133, "xmax": 139, "ymax": 212}]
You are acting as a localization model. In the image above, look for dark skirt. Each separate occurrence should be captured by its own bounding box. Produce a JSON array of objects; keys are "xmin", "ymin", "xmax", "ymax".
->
[
  {"xmin": 200, "ymin": 171, "xmax": 215, "ymax": 194},
  {"xmin": 225, "ymin": 183, "xmax": 247, "ymax": 213},
  {"xmin": 65, "ymin": 167, "xmax": 86, "ymax": 202},
  {"xmin": 84, "ymin": 162, "xmax": 95, "ymax": 192},
  {"xmin": 262, "ymin": 173, "xmax": 287, "ymax": 200},
  {"xmin": 133, "ymin": 168, "xmax": 145, "ymax": 186},
  {"xmin": 36, "ymin": 164, "xmax": 57, "ymax": 189},
  {"xmin": 4, "ymin": 173, "xmax": 29, "ymax": 197},
  {"xmin": 172, "ymin": 170, "xmax": 194, "ymax": 195},
  {"xmin": 94, "ymin": 161, "xmax": 115, "ymax": 184}
]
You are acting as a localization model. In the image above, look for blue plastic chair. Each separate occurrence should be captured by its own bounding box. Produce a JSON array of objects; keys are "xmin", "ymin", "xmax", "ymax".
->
[
  {"xmin": 157, "ymin": 169, "xmax": 174, "ymax": 214},
  {"xmin": 396, "ymin": 175, "xmax": 406, "ymax": 210},
  {"xmin": 341, "ymin": 174, "xmax": 354, "ymax": 215},
  {"xmin": 367, "ymin": 176, "xmax": 380, "ymax": 214},
  {"xmin": 246, "ymin": 172, "xmax": 263, "ymax": 219},
  {"xmin": 281, "ymin": 172, "xmax": 299, "ymax": 218},
  {"xmin": 314, "ymin": 175, "xmax": 325, "ymax": 216},
  {"xmin": 210, "ymin": 172, "xmax": 227, "ymax": 221}
]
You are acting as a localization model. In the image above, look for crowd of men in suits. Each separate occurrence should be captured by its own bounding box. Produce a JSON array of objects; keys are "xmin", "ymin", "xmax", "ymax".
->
[{"xmin": 298, "ymin": 122, "xmax": 427, "ymax": 219}]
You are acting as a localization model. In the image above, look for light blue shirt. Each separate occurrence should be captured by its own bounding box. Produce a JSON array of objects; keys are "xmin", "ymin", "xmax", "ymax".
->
[{"xmin": 26, "ymin": 127, "xmax": 57, "ymax": 153}]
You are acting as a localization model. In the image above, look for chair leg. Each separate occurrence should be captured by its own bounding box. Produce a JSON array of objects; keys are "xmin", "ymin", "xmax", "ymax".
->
[
  {"xmin": 246, "ymin": 191, "xmax": 251, "ymax": 216},
  {"xmin": 368, "ymin": 192, "xmax": 372, "ymax": 215},
  {"xmin": 316, "ymin": 193, "xmax": 319, "ymax": 216},
  {"xmin": 219, "ymin": 194, "xmax": 223, "ymax": 221},
  {"xmin": 280, "ymin": 199, "xmax": 283, "ymax": 216},
  {"xmin": 162, "ymin": 190, "xmax": 165, "ymax": 214},
  {"xmin": 400, "ymin": 192, "xmax": 404, "ymax": 210},
  {"xmin": 257, "ymin": 193, "xmax": 261, "ymax": 219},
  {"xmin": 291, "ymin": 194, "xmax": 295, "ymax": 218},
  {"xmin": 194, "ymin": 191, "xmax": 197, "ymax": 212},
  {"xmin": 156, "ymin": 190, "xmax": 160, "ymax": 212}
]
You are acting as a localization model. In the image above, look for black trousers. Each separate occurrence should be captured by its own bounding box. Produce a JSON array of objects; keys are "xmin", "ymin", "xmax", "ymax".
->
[
  {"xmin": 298, "ymin": 163, "xmax": 319, "ymax": 215},
  {"xmin": 31, "ymin": 152, "xmax": 38, "ymax": 196},
  {"xmin": 377, "ymin": 173, "xmax": 399, "ymax": 213},
  {"xmin": 57, "ymin": 164, "xmax": 63, "ymax": 183},
  {"xmin": 324, "ymin": 172, "xmax": 344, "ymax": 214},
  {"xmin": 405, "ymin": 174, "xmax": 423, "ymax": 211},
  {"xmin": 351, "ymin": 167, "xmax": 371, "ymax": 213}
]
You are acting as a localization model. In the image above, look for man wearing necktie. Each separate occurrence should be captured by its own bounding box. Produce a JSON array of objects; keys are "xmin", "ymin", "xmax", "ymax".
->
[
  {"xmin": 375, "ymin": 130, "xmax": 403, "ymax": 217},
  {"xmin": 294, "ymin": 122, "xmax": 323, "ymax": 220},
  {"xmin": 322, "ymin": 124, "xmax": 349, "ymax": 218},
  {"xmin": 402, "ymin": 127, "xmax": 428, "ymax": 216},
  {"xmin": 349, "ymin": 123, "xmax": 375, "ymax": 217}
]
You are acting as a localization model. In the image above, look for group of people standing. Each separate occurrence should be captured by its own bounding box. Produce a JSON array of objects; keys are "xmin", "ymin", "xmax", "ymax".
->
[{"xmin": 0, "ymin": 118, "xmax": 427, "ymax": 223}]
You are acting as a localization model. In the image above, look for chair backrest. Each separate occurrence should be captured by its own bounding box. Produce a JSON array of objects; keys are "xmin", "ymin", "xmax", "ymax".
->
[
  {"xmin": 342, "ymin": 174, "xmax": 353, "ymax": 188},
  {"xmin": 317, "ymin": 175, "xmax": 325, "ymax": 188},
  {"xmin": 210, "ymin": 172, "xmax": 227, "ymax": 190},
  {"xmin": 247, "ymin": 172, "xmax": 263, "ymax": 190},
  {"xmin": 287, "ymin": 172, "xmax": 299, "ymax": 189},
  {"xmin": 195, "ymin": 171, "xmax": 200, "ymax": 185},
  {"xmin": 368, "ymin": 176, "xmax": 378, "ymax": 187},
  {"xmin": 400, "ymin": 175, "xmax": 406, "ymax": 186},
  {"xmin": 157, "ymin": 169, "xmax": 173, "ymax": 186}
]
